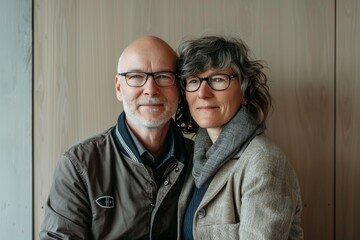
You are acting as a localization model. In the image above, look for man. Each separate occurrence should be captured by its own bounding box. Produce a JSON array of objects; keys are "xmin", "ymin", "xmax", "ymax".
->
[{"xmin": 40, "ymin": 36, "xmax": 193, "ymax": 239}]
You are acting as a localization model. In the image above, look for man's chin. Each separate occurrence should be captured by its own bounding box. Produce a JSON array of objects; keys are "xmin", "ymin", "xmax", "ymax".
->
[
  {"xmin": 140, "ymin": 119, "xmax": 169, "ymax": 128},
  {"xmin": 124, "ymin": 110, "xmax": 173, "ymax": 129},
  {"xmin": 132, "ymin": 117, "xmax": 170, "ymax": 129}
]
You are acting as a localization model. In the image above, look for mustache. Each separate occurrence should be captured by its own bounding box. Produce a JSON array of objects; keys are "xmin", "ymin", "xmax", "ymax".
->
[{"xmin": 138, "ymin": 98, "xmax": 165, "ymax": 105}]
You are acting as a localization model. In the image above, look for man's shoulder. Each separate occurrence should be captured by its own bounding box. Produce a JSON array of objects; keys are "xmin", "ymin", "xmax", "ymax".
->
[{"xmin": 65, "ymin": 126, "xmax": 116, "ymax": 159}]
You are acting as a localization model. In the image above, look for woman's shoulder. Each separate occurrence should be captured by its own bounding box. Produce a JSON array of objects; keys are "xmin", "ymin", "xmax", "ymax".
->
[
  {"xmin": 243, "ymin": 133, "xmax": 285, "ymax": 159},
  {"xmin": 237, "ymin": 133, "xmax": 300, "ymax": 188},
  {"xmin": 238, "ymin": 133, "xmax": 297, "ymax": 181}
]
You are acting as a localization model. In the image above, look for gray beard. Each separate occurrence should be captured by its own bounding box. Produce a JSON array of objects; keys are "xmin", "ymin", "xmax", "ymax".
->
[{"xmin": 122, "ymin": 104, "xmax": 169, "ymax": 128}]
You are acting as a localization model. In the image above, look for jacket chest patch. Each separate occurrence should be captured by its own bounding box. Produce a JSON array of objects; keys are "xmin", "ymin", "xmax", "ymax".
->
[{"xmin": 95, "ymin": 196, "xmax": 114, "ymax": 208}]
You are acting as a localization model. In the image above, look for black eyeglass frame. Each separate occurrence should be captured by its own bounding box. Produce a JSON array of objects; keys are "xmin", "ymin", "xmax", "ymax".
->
[
  {"xmin": 117, "ymin": 71, "xmax": 177, "ymax": 87},
  {"xmin": 180, "ymin": 73, "xmax": 238, "ymax": 92}
]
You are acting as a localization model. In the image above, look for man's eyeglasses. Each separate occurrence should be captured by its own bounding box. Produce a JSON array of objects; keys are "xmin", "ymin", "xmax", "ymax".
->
[
  {"xmin": 180, "ymin": 74, "xmax": 238, "ymax": 92},
  {"xmin": 118, "ymin": 71, "xmax": 177, "ymax": 87}
]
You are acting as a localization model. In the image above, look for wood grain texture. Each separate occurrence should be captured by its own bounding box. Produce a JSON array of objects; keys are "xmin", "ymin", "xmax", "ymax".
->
[
  {"xmin": 266, "ymin": 1, "xmax": 335, "ymax": 239},
  {"xmin": 336, "ymin": 0, "xmax": 360, "ymax": 239},
  {"xmin": 34, "ymin": 0, "xmax": 336, "ymax": 239},
  {"xmin": 34, "ymin": 0, "xmax": 78, "ymax": 235}
]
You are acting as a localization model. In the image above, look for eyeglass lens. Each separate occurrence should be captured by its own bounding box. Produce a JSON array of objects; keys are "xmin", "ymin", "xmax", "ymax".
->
[
  {"xmin": 183, "ymin": 74, "xmax": 232, "ymax": 91},
  {"xmin": 124, "ymin": 72, "xmax": 175, "ymax": 87}
]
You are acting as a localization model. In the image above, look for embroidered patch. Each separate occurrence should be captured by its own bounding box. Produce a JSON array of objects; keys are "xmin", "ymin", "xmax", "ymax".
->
[{"xmin": 95, "ymin": 196, "xmax": 114, "ymax": 208}]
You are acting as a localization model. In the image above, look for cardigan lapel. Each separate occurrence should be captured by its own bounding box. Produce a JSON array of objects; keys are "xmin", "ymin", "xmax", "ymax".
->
[{"xmin": 199, "ymin": 159, "xmax": 237, "ymax": 207}]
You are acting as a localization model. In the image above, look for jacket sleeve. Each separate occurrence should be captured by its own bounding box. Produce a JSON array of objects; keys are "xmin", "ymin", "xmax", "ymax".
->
[
  {"xmin": 39, "ymin": 154, "xmax": 92, "ymax": 240},
  {"xmin": 239, "ymin": 149, "xmax": 303, "ymax": 240}
]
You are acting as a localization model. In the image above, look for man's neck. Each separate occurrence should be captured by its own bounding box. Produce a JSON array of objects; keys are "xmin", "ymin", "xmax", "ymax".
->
[{"xmin": 126, "ymin": 120, "xmax": 171, "ymax": 159}]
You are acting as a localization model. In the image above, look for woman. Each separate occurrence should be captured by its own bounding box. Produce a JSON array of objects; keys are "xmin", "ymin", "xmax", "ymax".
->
[{"xmin": 175, "ymin": 36, "xmax": 303, "ymax": 240}]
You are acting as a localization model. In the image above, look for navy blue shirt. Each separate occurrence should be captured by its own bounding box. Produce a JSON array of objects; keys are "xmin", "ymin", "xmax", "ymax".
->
[{"xmin": 182, "ymin": 185, "xmax": 208, "ymax": 240}]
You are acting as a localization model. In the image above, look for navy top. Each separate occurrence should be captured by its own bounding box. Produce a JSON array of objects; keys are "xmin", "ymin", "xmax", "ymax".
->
[{"xmin": 182, "ymin": 185, "xmax": 207, "ymax": 240}]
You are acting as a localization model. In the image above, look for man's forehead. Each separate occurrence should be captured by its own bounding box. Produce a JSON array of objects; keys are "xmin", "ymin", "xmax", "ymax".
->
[{"xmin": 119, "ymin": 50, "xmax": 176, "ymax": 72}]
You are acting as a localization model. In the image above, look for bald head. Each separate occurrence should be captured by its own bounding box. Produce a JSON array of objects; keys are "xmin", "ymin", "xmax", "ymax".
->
[
  {"xmin": 114, "ymin": 35, "xmax": 180, "ymax": 132},
  {"xmin": 117, "ymin": 36, "xmax": 177, "ymax": 73}
]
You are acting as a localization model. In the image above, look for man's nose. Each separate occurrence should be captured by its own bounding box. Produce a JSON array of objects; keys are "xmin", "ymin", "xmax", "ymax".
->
[{"xmin": 143, "ymin": 76, "xmax": 159, "ymax": 95}]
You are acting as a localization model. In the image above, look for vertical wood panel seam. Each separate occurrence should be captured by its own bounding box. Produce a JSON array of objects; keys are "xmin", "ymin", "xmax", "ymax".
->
[
  {"xmin": 31, "ymin": 0, "xmax": 35, "ymax": 238},
  {"xmin": 334, "ymin": 0, "xmax": 337, "ymax": 239}
]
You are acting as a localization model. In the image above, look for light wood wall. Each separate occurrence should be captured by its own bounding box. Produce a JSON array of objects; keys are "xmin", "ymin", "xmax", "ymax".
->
[
  {"xmin": 336, "ymin": 0, "xmax": 360, "ymax": 239},
  {"xmin": 34, "ymin": 0, "xmax": 359, "ymax": 239}
]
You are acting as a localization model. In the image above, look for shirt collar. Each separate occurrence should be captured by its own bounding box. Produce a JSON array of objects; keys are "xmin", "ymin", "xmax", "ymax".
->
[{"xmin": 126, "ymin": 122, "xmax": 176, "ymax": 169}]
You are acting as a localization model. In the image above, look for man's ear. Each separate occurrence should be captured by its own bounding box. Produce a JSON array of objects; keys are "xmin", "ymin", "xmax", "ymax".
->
[{"xmin": 115, "ymin": 74, "xmax": 123, "ymax": 101}]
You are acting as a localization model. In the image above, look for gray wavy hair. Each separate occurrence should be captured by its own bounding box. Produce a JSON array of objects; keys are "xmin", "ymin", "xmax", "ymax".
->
[{"xmin": 175, "ymin": 35, "xmax": 272, "ymax": 134}]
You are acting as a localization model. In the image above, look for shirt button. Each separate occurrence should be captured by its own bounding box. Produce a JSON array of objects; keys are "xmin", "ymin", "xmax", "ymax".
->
[
  {"xmin": 175, "ymin": 167, "xmax": 180, "ymax": 172},
  {"xmin": 198, "ymin": 208, "xmax": 206, "ymax": 219},
  {"xmin": 164, "ymin": 180, "xmax": 169, "ymax": 186}
]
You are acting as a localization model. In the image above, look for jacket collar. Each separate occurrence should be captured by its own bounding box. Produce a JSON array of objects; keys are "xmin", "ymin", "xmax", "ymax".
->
[{"xmin": 113, "ymin": 112, "xmax": 187, "ymax": 165}]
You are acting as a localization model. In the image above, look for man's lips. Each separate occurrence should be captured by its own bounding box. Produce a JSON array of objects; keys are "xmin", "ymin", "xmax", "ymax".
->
[
  {"xmin": 139, "ymin": 103, "xmax": 164, "ymax": 113},
  {"xmin": 140, "ymin": 103, "xmax": 163, "ymax": 107},
  {"xmin": 139, "ymin": 103, "xmax": 164, "ymax": 111},
  {"xmin": 139, "ymin": 98, "xmax": 163, "ymax": 107}
]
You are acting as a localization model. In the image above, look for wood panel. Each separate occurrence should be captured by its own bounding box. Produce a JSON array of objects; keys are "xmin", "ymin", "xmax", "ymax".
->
[
  {"xmin": 336, "ymin": 0, "xmax": 360, "ymax": 239},
  {"xmin": 0, "ymin": 0, "xmax": 32, "ymax": 239},
  {"xmin": 34, "ymin": 1, "xmax": 77, "ymax": 236},
  {"xmin": 265, "ymin": 1, "xmax": 335, "ymax": 239},
  {"xmin": 34, "ymin": 0, "xmax": 334, "ymax": 239}
]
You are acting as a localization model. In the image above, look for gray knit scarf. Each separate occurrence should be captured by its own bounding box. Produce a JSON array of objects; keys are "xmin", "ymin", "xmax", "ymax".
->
[{"xmin": 192, "ymin": 106, "xmax": 265, "ymax": 188}]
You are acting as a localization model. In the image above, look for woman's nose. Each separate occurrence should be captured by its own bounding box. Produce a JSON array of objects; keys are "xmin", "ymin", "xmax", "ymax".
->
[{"xmin": 197, "ymin": 81, "xmax": 213, "ymax": 98}]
